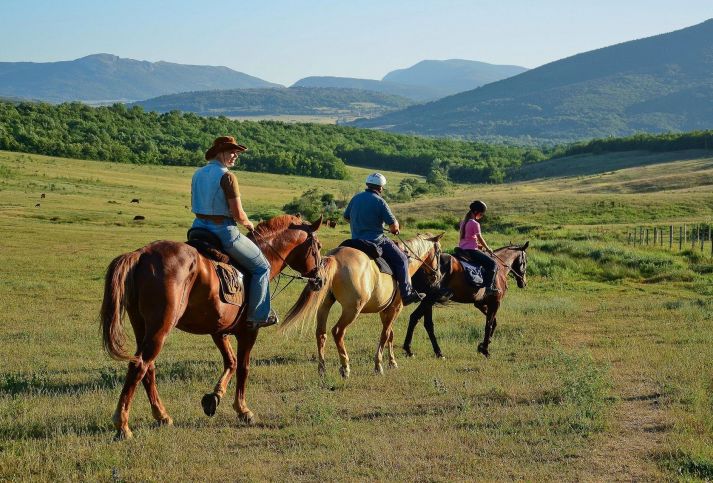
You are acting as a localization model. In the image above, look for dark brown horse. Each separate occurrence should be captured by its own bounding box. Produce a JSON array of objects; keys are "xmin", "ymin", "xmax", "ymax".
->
[
  {"xmin": 403, "ymin": 243, "xmax": 528, "ymax": 358},
  {"xmin": 100, "ymin": 214, "xmax": 323, "ymax": 440}
]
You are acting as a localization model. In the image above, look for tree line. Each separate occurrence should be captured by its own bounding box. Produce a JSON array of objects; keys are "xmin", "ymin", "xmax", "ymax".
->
[{"xmin": 0, "ymin": 100, "xmax": 540, "ymax": 182}]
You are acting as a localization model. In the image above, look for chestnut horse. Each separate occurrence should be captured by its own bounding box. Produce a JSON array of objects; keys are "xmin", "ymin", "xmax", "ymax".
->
[
  {"xmin": 100, "ymin": 214, "xmax": 323, "ymax": 440},
  {"xmin": 281, "ymin": 233, "xmax": 443, "ymax": 377},
  {"xmin": 403, "ymin": 243, "xmax": 529, "ymax": 359}
]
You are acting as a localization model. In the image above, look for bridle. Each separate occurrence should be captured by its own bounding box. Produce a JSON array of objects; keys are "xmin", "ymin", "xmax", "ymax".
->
[
  {"xmin": 490, "ymin": 248, "xmax": 527, "ymax": 285},
  {"xmin": 250, "ymin": 226, "xmax": 324, "ymax": 300}
]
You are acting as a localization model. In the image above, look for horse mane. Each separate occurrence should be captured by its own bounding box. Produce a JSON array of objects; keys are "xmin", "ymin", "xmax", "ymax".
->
[
  {"xmin": 495, "ymin": 244, "xmax": 524, "ymax": 252},
  {"xmin": 253, "ymin": 214, "xmax": 301, "ymax": 238},
  {"xmin": 405, "ymin": 233, "xmax": 437, "ymax": 257}
]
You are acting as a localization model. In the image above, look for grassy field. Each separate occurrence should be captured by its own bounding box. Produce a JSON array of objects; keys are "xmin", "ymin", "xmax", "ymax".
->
[{"xmin": 1, "ymin": 150, "xmax": 712, "ymax": 481}]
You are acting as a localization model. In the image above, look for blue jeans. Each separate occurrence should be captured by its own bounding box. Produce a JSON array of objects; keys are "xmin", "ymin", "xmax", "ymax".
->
[
  {"xmin": 192, "ymin": 218, "xmax": 271, "ymax": 321},
  {"xmin": 374, "ymin": 237, "xmax": 414, "ymax": 298}
]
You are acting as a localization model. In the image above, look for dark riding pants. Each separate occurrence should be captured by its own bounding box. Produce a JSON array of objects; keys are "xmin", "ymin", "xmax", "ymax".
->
[
  {"xmin": 374, "ymin": 237, "xmax": 414, "ymax": 298},
  {"xmin": 462, "ymin": 249, "xmax": 498, "ymax": 289}
]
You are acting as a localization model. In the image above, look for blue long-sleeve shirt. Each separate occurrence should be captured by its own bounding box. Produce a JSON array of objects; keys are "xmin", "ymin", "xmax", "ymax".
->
[{"xmin": 343, "ymin": 189, "xmax": 396, "ymax": 241}]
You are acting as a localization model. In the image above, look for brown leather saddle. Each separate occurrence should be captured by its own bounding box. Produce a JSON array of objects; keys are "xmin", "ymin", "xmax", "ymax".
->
[{"xmin": 186, "ymin": 228, "xmax": 246, "ymax": 306}]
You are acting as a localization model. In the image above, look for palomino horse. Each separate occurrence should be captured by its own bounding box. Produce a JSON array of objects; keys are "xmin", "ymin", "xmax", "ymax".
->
[
  {"xmin": 403, "ymin": 243, "xmax": 528, "ymax": 358},
  {"xmin": 281, "ymin": 233, "xmax": 443, "ymax": 377},
  {"xmin": 100, "ymin": 214, "xmax": 323, "ymax": 440}
]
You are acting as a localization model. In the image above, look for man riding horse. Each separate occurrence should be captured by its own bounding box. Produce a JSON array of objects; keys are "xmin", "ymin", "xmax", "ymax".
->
[{"xmin": 343, "ymin": 173, "xmax": 425, "ymax": 305}]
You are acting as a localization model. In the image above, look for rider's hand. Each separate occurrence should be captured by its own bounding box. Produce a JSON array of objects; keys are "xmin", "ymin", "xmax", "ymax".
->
[
  {"xmin": 244, "ymin": 221, "xmax": 255, "ymax": 232},
  {"xmin": 390, "ymin": 226, "xmax": 399, "ymax": 235}
]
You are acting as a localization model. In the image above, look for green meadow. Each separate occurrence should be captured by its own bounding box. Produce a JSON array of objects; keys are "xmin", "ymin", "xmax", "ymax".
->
[{"xmin": 1, "ymin": 149, "xmax": 712, "ymax": 481}]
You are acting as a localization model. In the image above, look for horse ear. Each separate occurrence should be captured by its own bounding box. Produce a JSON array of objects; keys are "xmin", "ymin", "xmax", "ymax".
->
[
  {"xmin": 311, "ymin": 214, "xmax": 323, "ymax": 231},
  {"xmin": 522, "ymin": 241, "xmax": 529, "ymax": 251},
  {"xmin": 430, "ymin": 232, "xmax": 445, "ymax": 242}
]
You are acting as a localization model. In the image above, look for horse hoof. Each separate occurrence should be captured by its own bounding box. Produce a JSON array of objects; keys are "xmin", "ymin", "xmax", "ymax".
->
[
  {"xmin": 388, "ymin": 362, "xmax": 399, "ymax": 369},
  {"xmin": 436, "ymin": 353, "xmax": 446, "ymax": 360},
  {"xmin": 158, "ymin": 416, "xmax": 173, "ymax": 426},
  {"xmin": 374, "ymin": 366, "xmax": 384, "ymax": 375},
  {"xmin": 477, "ymin": 343, "xmax": 490, "ymax": 358},
  {"xmin": 403, "ymin": 347, "xmax": 414, "ymax": 358},
  {"xmin": 339, "ymin": 366, "xmax": 350, "ymax": 379},
  {"xmin": 113, "ymin": 428, "xmax": 133, "ymax": 441},
  {"xmin": 201, "ymin": 393, "xmax": 220, "ymax": 417},
  {"xmin": 237, "ymin": 411, "xmax": 256, "ymax": 426}
]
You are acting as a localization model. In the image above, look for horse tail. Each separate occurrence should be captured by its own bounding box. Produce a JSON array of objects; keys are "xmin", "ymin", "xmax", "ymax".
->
[
  {"xmin": 100, "ymin": 250, "xmax": 142, "ymax": 362},
  {"xmin": 280, "ymin": 256, "xmax": 337, "ymax": 334}
]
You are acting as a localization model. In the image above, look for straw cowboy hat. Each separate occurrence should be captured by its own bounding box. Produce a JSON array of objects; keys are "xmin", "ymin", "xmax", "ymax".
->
[{"xmin": 204, "ymin": 136, "xmax": 248, "ymax": 160}]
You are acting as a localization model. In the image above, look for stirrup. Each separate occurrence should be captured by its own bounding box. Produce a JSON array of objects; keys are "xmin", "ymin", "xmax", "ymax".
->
[{"xmin": 245, "ymin": 311, "xmax": 279, "ymax": 329}]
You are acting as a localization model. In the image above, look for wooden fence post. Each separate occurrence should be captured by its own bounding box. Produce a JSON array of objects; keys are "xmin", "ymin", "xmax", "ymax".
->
[
  {"xmin": 628, "ymin": 232, "xmax": 632, "ymax": 245},
  {"xmin": 669, "ymin": 225, "xmax": 673, "ymax": 250},
  {"xmin": 692, "ymin": 224, "xmax": 697, "ymax": 250},
  {"xmin": 640, "ymin": 227, "xmax": 643, "ymax": 246},
  {"xmin": 646, "ymin": 229, "xmax": 650, "ymax": 246},
  {"xmin": 679, "ymin": 226, "xmax": 683, "ymax": 251},
  {"xmin": 653, "ymin": 228, "xmax": 657, "ymax": 245}
]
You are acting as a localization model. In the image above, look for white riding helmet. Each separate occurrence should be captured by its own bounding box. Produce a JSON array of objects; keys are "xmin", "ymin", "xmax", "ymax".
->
[{"xmin": 365, "ymin": 172, "xmax": 387, "ymax": 186}]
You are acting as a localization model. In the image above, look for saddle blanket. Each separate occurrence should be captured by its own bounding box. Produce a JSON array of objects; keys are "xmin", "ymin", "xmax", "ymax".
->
[
  {"xmin": 338, "ymin": 239, "xmax": 393, "ymax": 276},
  {"xmin": 455, "ymin": 257, "xmax": 484, "ymax": 287}
]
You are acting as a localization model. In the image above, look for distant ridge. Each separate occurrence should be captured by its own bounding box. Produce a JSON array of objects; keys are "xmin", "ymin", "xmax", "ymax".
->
[
  {"xmin": 293, "ymin": 59, "xmax": 526, "ymax": 101},
  {"xmin": 353, "ymin": 19, "xmax": 713, "ymax": 142},
  {"xmin": 132, "ymin": 86, "xmax": 413, "ymax": 120},
  {"xmin": 292, "ymin": 76, "xmax": 439, "ymax": 102},
  {"xmin": 0, "ymin": 54, "xmax": 281, "ymax": 102},
  {"xmin": 382, "ymin": 59, "xmax": 527, "ymax": 99}
]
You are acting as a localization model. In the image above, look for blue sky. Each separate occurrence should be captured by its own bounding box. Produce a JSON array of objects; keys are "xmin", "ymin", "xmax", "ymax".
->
[{"xmin": 2, "ymin": 0, "xmax": 713, "ymax": 85}]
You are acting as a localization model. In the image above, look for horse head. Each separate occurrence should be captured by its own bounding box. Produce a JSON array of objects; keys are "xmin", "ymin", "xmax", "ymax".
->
[
  {"xmin": 512, "ymin": 241, "xmax": 529, "ymax": 288},
  {"xmin": 410, "ymin": 232, "xmax": 445, "ymax": 288},
  {"xmin": 251, "ymin": 214, "xmax": 323, "ymax": 286}
]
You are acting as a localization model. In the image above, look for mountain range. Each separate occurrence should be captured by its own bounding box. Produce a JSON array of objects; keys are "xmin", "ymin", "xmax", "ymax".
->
[
  {"xmin": 0, "ymin": 54, "xmax": 280, "ymax": 102},
  {"xmin": 293, "ymin": 59, "xmax": 527, "ymax": 101},
  {"xmin": 352, "ymin": 19, "xmax": 713, "ymax": 142}
]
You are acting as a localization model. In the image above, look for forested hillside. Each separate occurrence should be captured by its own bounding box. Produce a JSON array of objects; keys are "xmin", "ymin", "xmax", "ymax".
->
[
  {"xmin": 354, "ymin": 19, "xmax": 713, "ymax": 142},
  {"xmin": 132, "ymin": 87, "xmax": 413, "ymax": 119},
  {"xmin": 0, "ymin": 100, "xmax": 537, "ymax": 182}
]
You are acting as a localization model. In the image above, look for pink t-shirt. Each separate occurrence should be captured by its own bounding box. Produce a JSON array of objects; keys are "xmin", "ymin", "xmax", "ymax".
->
[{"xmin": 459, "ymin": 219, "xmax": 481, "ymax": 250}]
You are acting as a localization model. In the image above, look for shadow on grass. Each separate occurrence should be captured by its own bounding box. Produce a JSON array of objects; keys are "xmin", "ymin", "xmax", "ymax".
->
[{"xmin": 0, "ymin": 359, "xmax": 223, "ymax": 396}]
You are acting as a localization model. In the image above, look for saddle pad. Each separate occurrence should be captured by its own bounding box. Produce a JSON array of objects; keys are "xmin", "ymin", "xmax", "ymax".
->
[
  {"xmin": 338, "ymin": 239, "xmax": 392, "ymax": 276},
  {"xmin": 456, "ymin": 258, "xmax": 484, "ymax": 288},
  {"xmin": 214, "ymin": 261, "xmax": 245, "ymax": 306}
]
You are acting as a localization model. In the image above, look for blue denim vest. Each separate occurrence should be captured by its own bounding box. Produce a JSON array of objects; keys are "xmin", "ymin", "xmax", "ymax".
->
[{"xmin": 191, "ymin": 160, "xmax": 232, "ymax": 217}]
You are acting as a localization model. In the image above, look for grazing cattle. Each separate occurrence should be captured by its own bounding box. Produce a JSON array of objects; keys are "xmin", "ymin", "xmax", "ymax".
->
[
  {"xmin": 131, "ymin": 199, "xmax": 140, "ymax": 203},
  {"xmin": 327, "ymin": 220, "xmax": 337, "ymax": 228},
  {"xmin": 40, "ymin": 193, "xmax": 46, "ymax": 199},
  {"xmin": 35, "ymin": 203, "xmax": 40, "ymax": 207},
  {"xmin": 133, "ymin": 215, "xmax": 145, "ymax": 221}
]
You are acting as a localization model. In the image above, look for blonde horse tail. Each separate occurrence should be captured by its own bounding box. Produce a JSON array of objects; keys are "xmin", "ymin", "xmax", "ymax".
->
[
  {"xmin": 280, "ymin": 257, "xmax": 337, "ymax": 334},
  {"xmin": 100, "ymin": 250, "xmax": 142, "ymax": 362}
]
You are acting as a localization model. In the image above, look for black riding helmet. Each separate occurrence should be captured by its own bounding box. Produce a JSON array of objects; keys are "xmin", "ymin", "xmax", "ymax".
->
[{"xmin": 469, "ymin": 200, "xmax": 487, "ymax": 214}]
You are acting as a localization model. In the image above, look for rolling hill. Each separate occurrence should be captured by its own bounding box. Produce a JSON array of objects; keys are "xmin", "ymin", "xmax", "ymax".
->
[
  {"xmin": 0, "ymin": 54, "xmax": 281, "ymax": 102},
  {"xmin": 353, "ymin": 19, "xmax": 713, "ymax": 142},
  {"xmin": 291, "ymin": 76, "xmax": 439, "ymax": 102},
  {"xmin": 131, "ymin": 86, "xmax": 413, "ymax": 120}
]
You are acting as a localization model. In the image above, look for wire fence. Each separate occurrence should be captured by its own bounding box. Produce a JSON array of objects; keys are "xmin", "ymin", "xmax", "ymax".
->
[{"xmin": 627, "ymin": 223, "xmax": 713, "ymax": 256}]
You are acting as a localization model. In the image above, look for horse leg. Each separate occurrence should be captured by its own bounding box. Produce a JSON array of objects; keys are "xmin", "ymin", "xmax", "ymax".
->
[
  {"xmin": 332, "ymin": 305, "xmax": 361, "ymax": 378},
  {"xmin": 376, "ymin": 304, "xmax": 402, "ymax": 374},
  {"xmin": 316, "ymin": 293, "xmax": 336, "ymax": 377},
  {"xmin": 422, "ymin": 304, "xmax": 444, "ymax": 359},
  {"xmin": 201, "ymin": 334, "xmax": 237, "ymax": 417},
  {"xmin": 477, "ymin": 304, "xmax": 499, "ymax": 358},
  {"xmin": 387, "ymin": 329, "xmax": 398, "ymax": 369},
  {"xmin": 141, "ymin": 362, "xmax": 173, "ymax": 426},
  {"xmin": 403, "ymin": 302, "xmax": 425, "ymax": 357},
  {"xmin": 112, "ymin": 328, "xmax": 170, "ymax": 440},
  {"xmin": 233, "ymin": 323, "xmax": 259, "ymax": 425}
]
